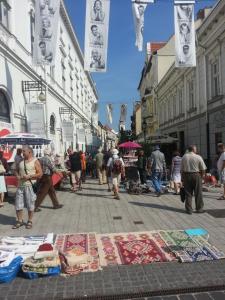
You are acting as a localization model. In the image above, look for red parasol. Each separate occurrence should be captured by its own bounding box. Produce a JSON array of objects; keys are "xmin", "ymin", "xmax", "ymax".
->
[{"xmin": 118, "ymin": 141, "xmax": 142, "ymax": 149}]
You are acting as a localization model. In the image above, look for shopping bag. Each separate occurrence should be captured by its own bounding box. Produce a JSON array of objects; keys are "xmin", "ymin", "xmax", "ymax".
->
[{"xmin": 180, "ymin": 186, "xmax": 186, "ymax": 203}]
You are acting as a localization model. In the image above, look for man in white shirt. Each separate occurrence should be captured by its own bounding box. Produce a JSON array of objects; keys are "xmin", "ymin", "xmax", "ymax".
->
[
  {"xmin": 217, "ymin": 143, "xmax": 225, "ymax": 200},
  {"xmin": 181, "ymin": 145, "xmax": 206, "ymax": 214},
  {"xmin": 107, "ymin": 149, "xmax": 124, "ymax": 200}
]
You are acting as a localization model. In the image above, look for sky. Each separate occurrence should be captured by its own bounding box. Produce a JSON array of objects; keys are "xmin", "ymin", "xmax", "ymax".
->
[{"xmin": 64, "ymin": 0, "xmax": 217, "ymax": 131}]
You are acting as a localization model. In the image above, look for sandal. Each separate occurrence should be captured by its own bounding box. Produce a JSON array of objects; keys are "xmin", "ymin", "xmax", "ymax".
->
[
  {"xmin": 217, "ymin": 196, "xmax": 225, "ymax": 200},
  {"xmin": 12, "ymin": 221, "xmax": 24, "ymax": 229},
  {"xmin": 34, "ymin": 207, "xmax": 41, "ymax": 212},
  {"xmin": 26, "ymin": 221, "xmax": 32, "ymax": 229}
]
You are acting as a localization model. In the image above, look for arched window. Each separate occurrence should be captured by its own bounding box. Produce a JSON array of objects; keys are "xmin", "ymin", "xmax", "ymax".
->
[
  {"xmin": 0, "ymin": 90, "xmax": 10, "ymax": 123},
  {"xmin": 50, "ymin": 114, "xmax": 55, "ymax": 134}
]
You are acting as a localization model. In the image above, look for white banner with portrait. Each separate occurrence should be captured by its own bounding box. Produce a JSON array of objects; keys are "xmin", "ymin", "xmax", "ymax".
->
[
  {"xmin": 106, "ymin": 104, "xmax": 113, "ymax": 124},
  {"xmin": 77, "ymin": 129, "xmax": 86, "ymax": 144},
  {"xmin": 33, "ymin": 0, "xmax": 60, "ymax": 65},
  {"xmin": 174, "ymin": 1, "xmax": 196, "ymax": 67},
  {"xmin": 84, "ymin": 0, "xmax": 110, "ymax": 72},
  {"xmin": 26, "ymin": 103, "xmax": 45, "ymax": 137},
  {"xmin": 62, "ymin": 121, "xmax": 74, "ymax": 142},
  {"xmin": 120, "ymin": 104, "xmax": 127, "ymax": 123},
  {"xmin": 132, "ymin": 0, "xmax": 154, "ymax": 51}
]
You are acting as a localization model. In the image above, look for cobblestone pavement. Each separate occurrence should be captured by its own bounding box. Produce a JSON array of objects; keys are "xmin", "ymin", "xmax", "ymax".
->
[{"xmin": 1, "ymin": 179, "xmax": 225, "ymax": 299}]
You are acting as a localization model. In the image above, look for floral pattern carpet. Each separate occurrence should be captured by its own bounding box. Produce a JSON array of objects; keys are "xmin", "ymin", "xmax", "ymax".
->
[{"xmin": 96, "ymin": 231, "xmax": 177, "ymax": 267}]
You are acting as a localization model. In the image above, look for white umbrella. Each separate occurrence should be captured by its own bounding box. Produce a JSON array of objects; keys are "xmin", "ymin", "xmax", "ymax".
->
[{"xmin": 0, "ymin": 133, "xmax": 50, "ymax": 145}]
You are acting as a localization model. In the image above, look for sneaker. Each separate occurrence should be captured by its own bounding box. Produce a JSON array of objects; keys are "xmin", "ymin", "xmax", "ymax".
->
[
  {"xmin": 156, "ymin": 192, "xmax": 161, "ymax": 197},
  {"xmin": 185, "ymin": 210, "xmax": 192, "ymax": 215},
  {"xmin": 114, "ymin": 195, "xmax": 120, "ymax": 200}
]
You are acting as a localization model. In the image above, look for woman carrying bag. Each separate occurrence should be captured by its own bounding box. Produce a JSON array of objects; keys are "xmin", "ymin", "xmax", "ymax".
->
[{"xmin": 0, "ymin": 160, "xmax": 6, "ymax": 207}]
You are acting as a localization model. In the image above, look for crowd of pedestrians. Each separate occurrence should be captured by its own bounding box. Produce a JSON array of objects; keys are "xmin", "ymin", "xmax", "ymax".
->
[{"xmin": 0, "ymin": 142, "xmax": 225, "ymax": 229}]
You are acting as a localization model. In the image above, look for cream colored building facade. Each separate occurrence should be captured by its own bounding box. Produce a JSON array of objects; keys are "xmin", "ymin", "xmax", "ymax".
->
[
  {"xmin": 157, "ymin": 2, "xmax": 225, "ymax": 166},
  {"xmin": 0, "ymin": 0, "xmax": 98, "ymax": 155}
]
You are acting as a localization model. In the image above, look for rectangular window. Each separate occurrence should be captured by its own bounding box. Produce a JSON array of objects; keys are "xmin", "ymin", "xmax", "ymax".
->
[
  {"xmin": 50, "ymin": 66, "xmax": 55, "ymax": 81},
  {"xmin": 30, "ymin": 10, "xmax": 35, "ymax": 55},
  {"xmin": 188, "ymin": 80, "xmax": 194, "ymax": 109},
  {"xmin": 70, "ymin": 72, "xmax": 73, "ymax": 99},
  {"xmin": 211, "ymin": 60, "xmax": 220, "ymax": 97},
  {"xmin": 173, "ymin": 95, "xmax": 176, "ymax": 118},
  {"xmin": 178, "ymin": 89, "xmax": 183, "ymax": 114},
  {"xmin": 61, "ymin": 60, "xmax": 66, "ymax": 91},
  {"xmin": 0, "ymin": 1, "xmax": 10, "ymax": 29}
]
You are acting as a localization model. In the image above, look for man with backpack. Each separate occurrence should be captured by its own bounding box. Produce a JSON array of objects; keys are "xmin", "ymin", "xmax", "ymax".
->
[{"xmin": 107, "ymin": 149, "xmax": 124, "ymax": 200}]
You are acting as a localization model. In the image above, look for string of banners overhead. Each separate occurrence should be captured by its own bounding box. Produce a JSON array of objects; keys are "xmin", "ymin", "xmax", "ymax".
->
[
  {"xmin": 33, "ymin": 0, "xmax": 60, "ymax": 65},
  {"xmin": 174, "ymin": 0, "xmax": 196, "ymax": 68},
  {"xmin": 106, "ymin": 104, "xmax": 128, "ymax": 126},
  {"xmin": 84, "ymin": 0, "xmax": 110, "ymax": 72},
  {"xmin": 132, "ymin": 0, "xmax": 154, "ymax": 52}
]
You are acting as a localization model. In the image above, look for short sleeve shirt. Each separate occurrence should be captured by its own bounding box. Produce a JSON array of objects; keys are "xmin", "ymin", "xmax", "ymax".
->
[
  {"xmin": 181, "ymin": 152, "xmax": 206, "ymax": 173},
  {"xmin": 217, "ymin": 152, "xmax": 225, "ymax": 172}
]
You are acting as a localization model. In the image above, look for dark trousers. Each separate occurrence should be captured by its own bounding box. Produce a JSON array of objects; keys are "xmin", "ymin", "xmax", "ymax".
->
[
  {"xmin": 35, "ymin": 175, "xmax": 59, "ymax": 208},
  {"xmin": 183, "ymin": 173, "xmax": 204, "ymax": 212},
  {"xmin": 138, "ymin": 168, "xmax": 146, "ymax": 184}
]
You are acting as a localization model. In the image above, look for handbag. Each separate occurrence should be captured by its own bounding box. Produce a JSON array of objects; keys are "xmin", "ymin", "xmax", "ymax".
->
[
  {"xmin": 0, "ymin": 162, "xmax": 6, "ymax": 174},
  {"xmin": 180, "ymin": 186, "xmax": 186, "ymax": 203},
  {"xmin": 24, "ymin": 160, "xmax": 38, "ymax": 194}
]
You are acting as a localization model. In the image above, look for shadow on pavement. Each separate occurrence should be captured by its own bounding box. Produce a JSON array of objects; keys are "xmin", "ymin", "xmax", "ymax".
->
[
  {"xmin": 0, "ymin": 213, "xmax": 15, "ymax": 225},
  {"xmin": 129, "ymin": 201, "xmax": 186, "ymax": 214},
  {"xmin": 76, "ymin": 192, "xmax": 113, "ymax": 199}
]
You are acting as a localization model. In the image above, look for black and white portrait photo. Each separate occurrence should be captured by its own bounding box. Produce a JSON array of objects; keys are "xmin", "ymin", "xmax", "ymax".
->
[
  {"xmin": 40, "ymin": 16, "xmax": 52, "ymax": 38},
  {"xmin": 179, "ymin": 22, "xmax": 191, "ymax": 44},
  {"xmin": 90, "ymin": 24, "xmax": 104, "ymax": 46},
  {"xmin": 91, "ymin": 0, "xmax": 105, "ymax": 22},
  {"xmin": 177, "ymin": 5, "xmax": 192, "ymax": 20},
  {"xmin": 90, "ymin": 50, "xmax": 105, "ymax": 69},
  {"xmin": 39, "ymin": 40, "xmax": 53, "ymax": 63},
  {"xmin": 39, "ymin": 0, "xmax": 56, "ymax": 16}
]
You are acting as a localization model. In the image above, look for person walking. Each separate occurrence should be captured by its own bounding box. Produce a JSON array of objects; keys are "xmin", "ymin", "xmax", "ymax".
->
[
  {"xmin": 107, "ymin": 149, "xmax": 125, "ymax": 200},
  {"xmin": 68, "ymin": 148, "xmax": 82, "ymax": 191},
  {"xmin": 216, "ymin": 143, "xmax": 225, "ymax": 200},
  {"xmin": 13, "ymin": 146, "xmax": 42, "ymax": 229},
  {"xmin": 0, "ymin": 160, "xmax": 6, "ymax": 207},
  {"xmin": 104, "ymin": 149, "xmax": 112, "ymax": 191},
  {"xmin": 171, "ymin": 151, "xmax": 182, "ymax": 195},
  {"xmin": 181, "ymin": 145, "xmax": 206, "ymax": 214},
  {"xmin": 95, "ymin": 149, "xmax": 105, "ymax": 185},
  {"xmin": 137, "ymin": 150, "xmax": 147, "ymax": 184},
  {"xmin": 147, "ymin": 145, "xmax": 166, "ymax": 196},
  {"xmin": 80, "ymin": 151, "xmax": 86, "ymax": 183},
  {"xmin": 0, "ymin": 151, "xmax": 9, "ymax": 173},
  {"xmin": 35, "ymin": 148, "xmax": 63, "ymax": 212}
]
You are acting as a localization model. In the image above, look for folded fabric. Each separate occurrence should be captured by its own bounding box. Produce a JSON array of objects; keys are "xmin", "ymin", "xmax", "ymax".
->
[
  {"xmin": 15, "ymin": 245, "xmax": 39, "ymax": 254},
  {"xmin": 0, "ymin": 245, "xmax": 19, "ymax": 251},
  {"xmin": 22, "ymin": 264, "xmax": 49, "ymax": 274},
  {"xmin": 0, "ymin": 251, "xmax": 16, "ymax": 268},
  {"xmin": 1, "ymin": 237, "xmax": 25, "ymax": 245},
  {"xmin": 44, "ymin": 233, "xmax": 54, "ymax": 244},
  {"xmin": 65, "ymin": 252, "xmax": 90, "ymax": 266},
  {"xmin": 23, "ymin": 256, "xmax": 60, "ymax": 269},
  {"xmin": 38, "ymin": 243, "xmax": 53, "ymax": 252},
  {"xmin": 34, "ymin": 250, "xmax": 58, "ymax": 259},
  {"xmin": 59, "ymin": 253, "xmax": 83, "ymax": 275}
]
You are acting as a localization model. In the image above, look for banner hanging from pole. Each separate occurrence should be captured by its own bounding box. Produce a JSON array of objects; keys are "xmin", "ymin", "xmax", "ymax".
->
[
  {"xmin": 106, "ymin": 104, "xmax": 113, "ymax": 124},
  {"xmin": 84, "ymin": 0, "xmax": 110, "ymax": 72},
  {"xmin": 120, "ymin": 104, "xmax": 127, "ymax": 123},
  {"xmin": 33, "ymin": 0, "xmax": 60, "ymax": 66},
  {"xmin": 26, "ymin": 103, "xmax": 45, "ymax": 137},
  {"xmin": 132, "ymin": 0, "xmax": 154, "ymax": 51},
  {"xmin": 174, "ymin": 0, "xmax": 196, "ymax": 67},
  {"xmin": 62, "ymin": 121, "xmax": 74, "ymax": 143}
]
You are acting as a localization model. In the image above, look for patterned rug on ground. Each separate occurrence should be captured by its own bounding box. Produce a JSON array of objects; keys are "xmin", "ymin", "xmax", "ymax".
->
[
  {"xmin": 96, "ymin": 232, "xmax": 177, "ymax": 267},
  {"xmin": 158, "ymin": 230, "xmax": 225, "ymax": 262},
  {"xmin": 54, "ymin": 233, "xmax": 100, "ymax": 274}
]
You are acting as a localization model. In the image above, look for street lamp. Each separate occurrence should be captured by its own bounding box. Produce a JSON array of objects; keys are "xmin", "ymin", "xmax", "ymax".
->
[{"xmin": 142, "ymin": 119, "xmax": 147, "ymax": 143}]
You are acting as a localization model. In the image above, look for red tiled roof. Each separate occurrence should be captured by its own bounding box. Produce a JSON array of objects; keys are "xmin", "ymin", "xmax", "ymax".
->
[{"xmin": 147, "ymin": 42, "xmax": 166, "ymax": 54}]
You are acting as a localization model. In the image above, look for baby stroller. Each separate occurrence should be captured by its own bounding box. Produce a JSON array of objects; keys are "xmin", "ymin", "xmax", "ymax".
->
[{"xmin": 125, "ymin": 166, "xmax": 142, "ymax": 194}]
